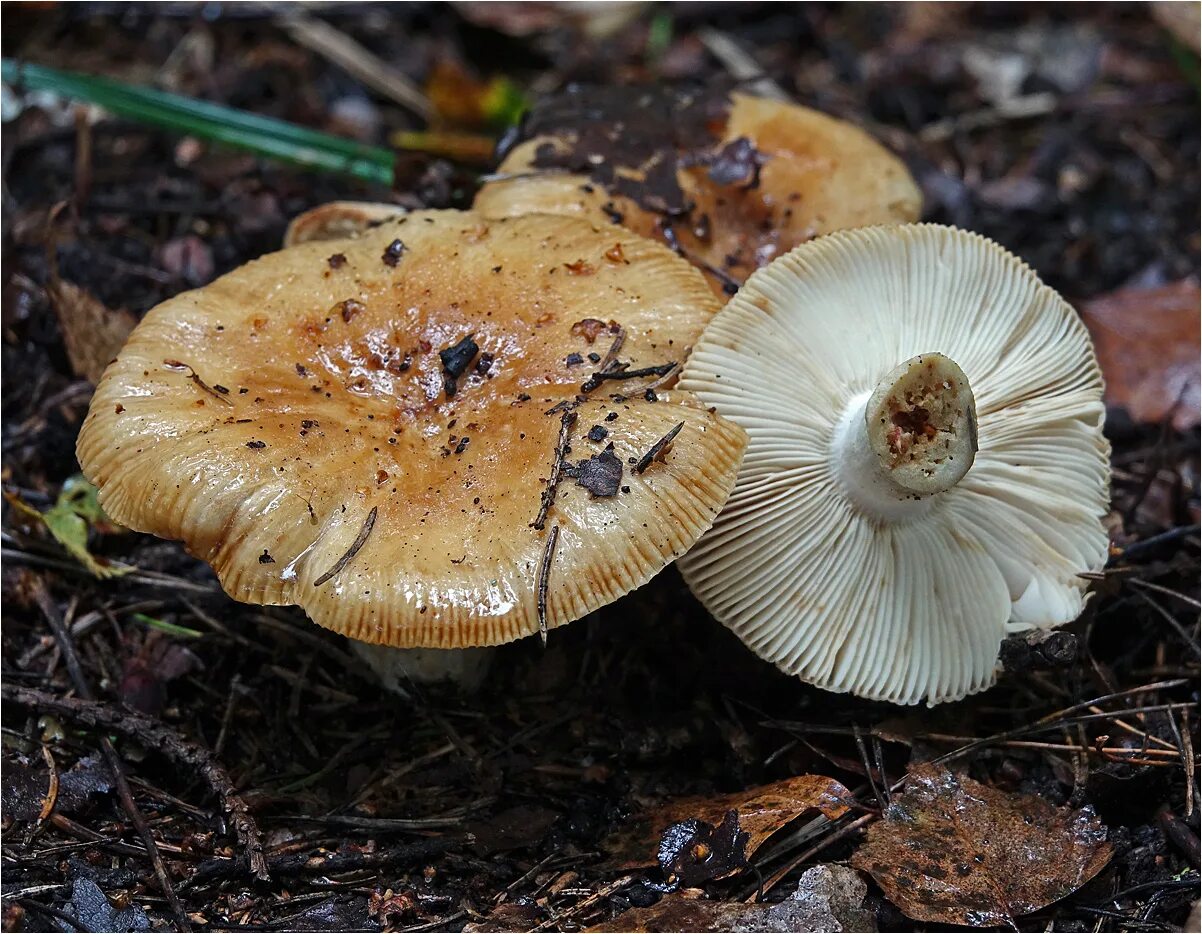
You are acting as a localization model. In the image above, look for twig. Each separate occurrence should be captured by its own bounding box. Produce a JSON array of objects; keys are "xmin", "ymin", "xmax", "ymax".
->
[
  {"xmin": 635, "ymin": 421, "xmax": 684, "ymax": 474},
  {"xmin": 918, "ymin": 734, "xmax": 1184, "ymax": 763},
  {"xmin": 278, "ymin": 12, "xmax": 432, "ymax": 120},
  {"xmin": 185, "ymin": 836, "xmax": 462, "ymax": 888},
  {"xmin": 536, "ymin": 525, "xmax": 561, "ymax": 647},
  {"xmin": 36, "ymin": 744, "xmax": 58, "ymax": 822},
  {"xmin": 30, "ymin": 584, "xmax": 194, "ymax": 929},
  {"xmin": 1128, "ymin": 577, "xmax": 1202, "ymax": 610},
  {"xmin": 531, "ymin": 875, "xmax": 634, "ymax": 931},
  {"xmin": 754, "ymin": 813, "xmax": 875, "ymax": 899},
  {"xmin": 214, "ymin": 673, "xmax": 243, "ymax": 757},
  {"xmin": 4, "ymin": 682, "xmax": 268, "ymax": 882},
  {"xmin": 533, "ymin": 411, "xmax": 577, "ymax": 531},
  {"xmin": 1168, "ymin": 709, "xmax": 1196, "ymax": 817},
  {"xmin": 918, "ymin": 92, "xmax": 1058, "ymax": 142},
  {"xmin": 162, "ymin": 359, "xmax": 234, "ymax": 406},
  {"xmin": 597, "ymin": 326, "xmax": 626, "ymax": 372},
  {"xmin": 580, "ymin": 361, "xmax": 677, "ymax": 393},
  {"xmin": 697, "ymin": 27, "xmax": 790, "ymax": 101},
  {"xmin": 1088, "ymin": 706, "xmax": 1178, "ymax": 751},
  {"xmin": 313, "ymin": 506, "xmax": 377, "ymax": 586},
  {"xmin": 1119, "ymin": 525, "xmax": 1201, "ymax": 562},
  {"xmin": 644, "ymin": 360, "xmax": 682, "ymax": 393},
  {"xmin": 8, "ymin": 898, "xmax": 90, "ymax": 933},
  {"xmin": 1131, "ymin": 588, "xmax": 1201, "ymax": 658}
]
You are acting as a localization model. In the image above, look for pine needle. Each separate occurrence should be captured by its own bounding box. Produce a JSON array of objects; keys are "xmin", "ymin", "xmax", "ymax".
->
[{"xmin": 2, "ymin": 59, "xmax": 396, "ymax": 185}]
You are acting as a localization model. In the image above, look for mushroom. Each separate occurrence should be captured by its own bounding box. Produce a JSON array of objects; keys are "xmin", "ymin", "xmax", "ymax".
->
[
  {"xmin": 77, "ymin": 210, "xmax": 747, "ymax": 687},
  {"xmin": 283, "ymin": 201, "xmax": 407, "ymax": 247},
  {"xmin": 474, "ymin": 85, "xmax": 922, "ymax": 296},
  {"xmin": 676, "ymin": 224, "xmax": 1110, "ymax": 705}
]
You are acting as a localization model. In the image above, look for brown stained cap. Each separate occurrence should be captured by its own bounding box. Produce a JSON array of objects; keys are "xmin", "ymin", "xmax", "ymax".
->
[
  {"xmin": 474, "ymin": 87, "xmax": 922, "ymax": 296},
  {"xmin": 77, "ymin": 210, "xmax": 746, "ymax": 648}
]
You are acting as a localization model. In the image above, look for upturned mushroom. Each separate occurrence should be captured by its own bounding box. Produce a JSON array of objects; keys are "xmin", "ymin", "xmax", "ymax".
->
[
  {"xmin": 676, "ymin": 224, "xmax": 1110, "ymax": 705},
  {"xmin": 77, "ymin": 210, "xmax": 746, "ymax": 686},
  {"xmin": 474, "ymin": 85, "xmax": 922, "ymax": 296}
]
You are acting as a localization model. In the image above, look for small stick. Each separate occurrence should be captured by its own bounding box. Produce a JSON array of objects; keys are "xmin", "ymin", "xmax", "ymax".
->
[
  {"xmin": 162, "ymin": 360, "xmax": 233, "ymax": 406},
  {"xmin": 754, "ymin": 813, "xmax": 875, "ymax": 899},
  {"xmin": 643, "ymin": 360, "xmax": 682, "ymax": 394},
  {"xmin": 313, "ymin": 506, "xmax": 377, "ymax": 586},
  {"xmin": 580, "ymin": 361, "xmax": 677, "ymax": 393},
  {"xmin": 536, "ymin": 524, "xmax": 560, "ymax": 648},
  {"xmin": 37, "ymin": 744, "xmax": 59, "ymax": 823},
  {"xmin": 533, "ymin": 411, "xmax": 577, "ymax": 531},
  {"xmin": 597, "ymin": 326, "xmax": 626, "ymax": 372},
  {"xmin": 635, "ymin": 421, "xmax": 684, "ymax": 474},
  {"xmin": 5, "ymin": 683, "xmax": 268, "ymax": 881},
  {"xmin": 31, "ymin": 584, "xmax": 195, "ymax": 928}
]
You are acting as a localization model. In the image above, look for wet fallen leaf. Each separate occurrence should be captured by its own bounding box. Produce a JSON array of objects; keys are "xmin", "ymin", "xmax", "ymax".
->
[
  {"xmin": 851, "ymin": 763, "xmax": 1112, "ymax": 927},
  {"xmin": 1079, "ymin": 280, "xmax": 1200, "ymax": 430},
  {"xmin": 47, "ymin": 278, "xmax": 135, "ymax": 384},
  {"xmin": 4, "ymin": 476, "xmax": 132, "ymax": 579},
  {"xmin": 588, "ymin": 864, "xmax": 876, "ymax": 933},
  {"xmin": 602, "ymin": 774, "xmax": 854, "ymax": 870},
  {"xmin": 3, "ymin": 754, "xmax": 114, "ymax": 821},
  {"xmin": 64, "ymin": 873, "xmax": 150, "ymax": 933},
  {"xmin": 658, "ymin": 809, "xmax": 748, "ymax": 886}
]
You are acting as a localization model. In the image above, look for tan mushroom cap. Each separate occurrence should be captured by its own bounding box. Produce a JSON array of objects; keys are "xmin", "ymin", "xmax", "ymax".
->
[
  {"xmin": 475, "ymin": 90, "xmax": 922, "ymax": 295},
  {"xmin": 78, "ymin": 210, "xmax": 746, "ymax": 648}
]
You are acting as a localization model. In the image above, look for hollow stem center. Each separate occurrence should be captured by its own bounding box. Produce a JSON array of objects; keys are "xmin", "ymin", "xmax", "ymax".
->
[{"xmin": 832, "ymin": 353, "xmax": 977, "ymax": 522}]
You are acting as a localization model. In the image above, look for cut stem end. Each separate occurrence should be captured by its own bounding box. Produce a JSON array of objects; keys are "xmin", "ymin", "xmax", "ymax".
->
[{"xmin": 865, "ymin": 353, "xmax": 977, "ymax": 497}]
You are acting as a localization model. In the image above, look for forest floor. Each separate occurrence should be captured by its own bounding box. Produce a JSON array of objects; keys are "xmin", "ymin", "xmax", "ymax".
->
[{"xmin": 1, "ymin": 4, "xmax": 1199, "ymax": 932}]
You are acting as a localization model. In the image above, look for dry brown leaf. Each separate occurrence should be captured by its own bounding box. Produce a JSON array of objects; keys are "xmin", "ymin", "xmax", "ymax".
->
[
  {"xmin": 48, "ymin": 279, "xmax": 135, "ymax": 384},
  {"xmin": 587, "ymin": 865, "xmax": 875, "ymax": 933},
  {"xmin": 851, "ymin": 763, "xmax": 1112, "ymax": 927},
  {"xmin": 602, "ymin": 774, "xmax": 854, "ymax": 870},
  {"xmin": 1079, "ymin": 280, "xmax": 1200, "ymax": 431}
]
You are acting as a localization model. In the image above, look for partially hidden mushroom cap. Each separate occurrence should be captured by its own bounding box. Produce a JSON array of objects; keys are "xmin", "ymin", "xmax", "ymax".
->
[
  {"xmin": 474, "ymin": 87, "xmax": 922, "ymax": 296},
  {"xmin": 78, "ymin": 210, "xmax": 747, "ymax": 648},
  {"xmin": 283, "ymin": 201, "xmax": 407, "ymax": 248},
  {"xmin": 676, "ymin": 224, "xmax": 1110, "ymax": 705}
]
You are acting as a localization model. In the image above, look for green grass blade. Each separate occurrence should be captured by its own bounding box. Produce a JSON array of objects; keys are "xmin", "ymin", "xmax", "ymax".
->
[{"xmin": 2, "ymin": 59, "xmax": 395, "ymax": 185}]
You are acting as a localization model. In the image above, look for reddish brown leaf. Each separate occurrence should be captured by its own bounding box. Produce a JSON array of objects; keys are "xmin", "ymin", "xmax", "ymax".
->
[
  {"xmin": 851, "ymin": 763, "xmax": 1112, "ymax": 927},
  {"xmin": 48, "ymin": 279, "xmax": 135, "ymax": 385},
  {"xmin": 1079, "ymin": 280, "xmax": 1200, "ymax": 430},
  {"xmin": 602, "ymin": 774, "xmax": 854, "ymax": 870}
]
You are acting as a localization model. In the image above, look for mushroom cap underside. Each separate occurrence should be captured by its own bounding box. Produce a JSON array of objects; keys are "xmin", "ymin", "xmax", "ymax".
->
[
  {"xmin": 676, "ymin": 224, "xmax": 1111, "ymax": 705},
  {"xmin": 78, "ymin": 210, "xmax": 746, "ymax": 648}
]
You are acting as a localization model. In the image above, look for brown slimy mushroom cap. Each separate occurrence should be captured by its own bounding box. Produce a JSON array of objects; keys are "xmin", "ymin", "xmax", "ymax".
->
[
  {"xmin": 677, "ymin": 224, "xmax": 1110, "ymax": 705},
  {"xmin": 474, "ymin": 86, "xmax": 922, "ymax": 296},
  {"xmin": 78, "ymin": 210, "xmax": 746, "ymax": 648}
]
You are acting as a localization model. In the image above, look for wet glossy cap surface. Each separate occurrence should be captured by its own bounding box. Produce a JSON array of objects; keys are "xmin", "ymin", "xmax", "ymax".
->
[{"xmin": 78, "ymin": 210, "xmax": 746, "ymax": 647}]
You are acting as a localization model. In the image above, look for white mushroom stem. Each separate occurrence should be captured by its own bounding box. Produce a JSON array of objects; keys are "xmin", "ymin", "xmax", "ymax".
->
[
  {"xmin": 349, "ymin": 642, "xmax": 496, "ymax": 695},
  {"xmin": 832, "ymin": 353, "xmax": 978, "ymax": 522}
]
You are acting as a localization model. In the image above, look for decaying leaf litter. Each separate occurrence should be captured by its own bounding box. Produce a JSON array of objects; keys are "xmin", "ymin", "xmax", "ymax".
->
[{"xmin": 1, "ymin": 4, "xmax": 1198, "ymax": 932}]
